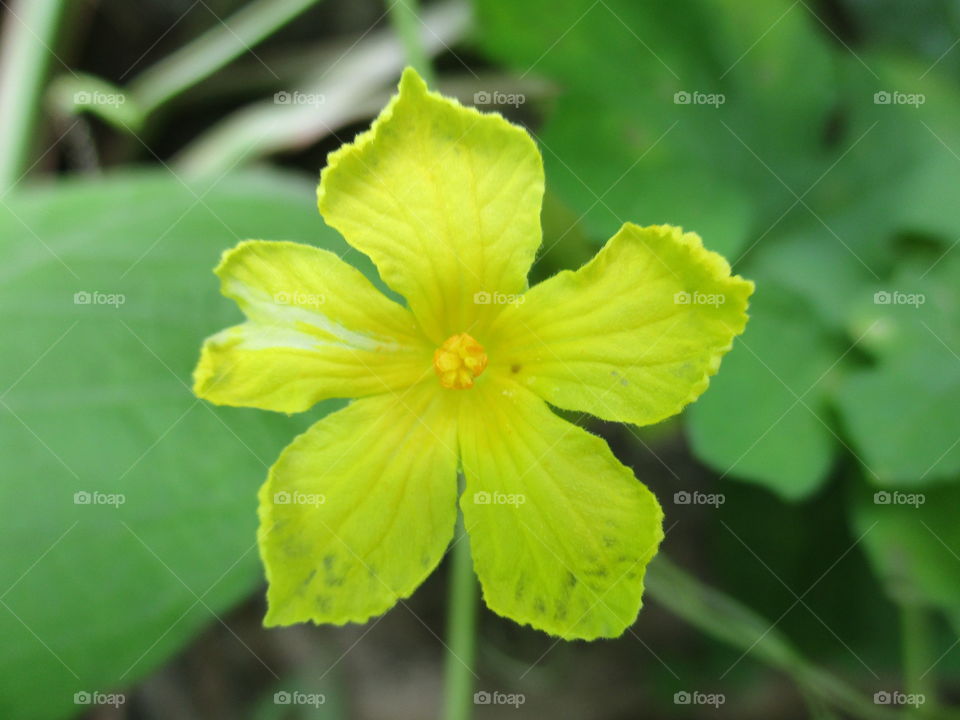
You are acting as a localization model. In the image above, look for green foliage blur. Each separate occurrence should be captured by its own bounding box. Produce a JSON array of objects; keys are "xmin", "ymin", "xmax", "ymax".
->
[{"xmin": 1, "ymin": 0, "xmax": 959, "ymax": 718}]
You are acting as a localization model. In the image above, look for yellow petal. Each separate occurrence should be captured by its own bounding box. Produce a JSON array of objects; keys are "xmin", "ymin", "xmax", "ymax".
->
[
  {"xmin": 194, "ymin": 240, "xmax": 430, "ymax": 412},
  {"xmin": 259, "ymin": 382, "xmax": 459, "ymax": 626},
  {"xmin": 487, "ymin": 223, "xmax": 754, "ymax": 426},
  {"xmin": 317, "ymin": 67, "xmax": 544, "ymax": 343},
  {"xmin": 458, "ymin": 376, "xmax": 664, "ymax": 640}
]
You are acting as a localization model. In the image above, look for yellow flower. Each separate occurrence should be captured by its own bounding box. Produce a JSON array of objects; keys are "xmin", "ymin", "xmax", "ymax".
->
[{"xmin": 193, "ymin": 68, "xmax": 753, "ymax": 640}]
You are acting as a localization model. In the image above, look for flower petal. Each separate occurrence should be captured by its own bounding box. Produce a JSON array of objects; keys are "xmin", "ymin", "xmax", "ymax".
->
[
  {"xmin": 458, "ymin": 377, "xmax": 664, "ymax": 640},
  {"xmin": 317, "ymin": 67, "xmax": 544, "ymax": 343},
  {"xmin": 259, "ymin": 383, "xmax": 459, "ymax": 626},
  {"xmin": 194, "ymin": 240, "xmax": 430, "ymax": 412},
  {"xmin": 487, "ymin": 223, "xmax": 754, "ymax": 426}
]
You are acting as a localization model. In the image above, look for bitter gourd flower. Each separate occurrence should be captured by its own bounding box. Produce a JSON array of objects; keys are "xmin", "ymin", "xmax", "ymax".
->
[{"xmin": 193, "ymin": 68, "xmax": 753, "ymax": 640}]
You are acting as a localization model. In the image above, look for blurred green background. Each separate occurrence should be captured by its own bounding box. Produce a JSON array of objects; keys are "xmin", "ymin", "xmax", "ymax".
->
[{"xmin": 1, "ymin": 0, "xmax": 959, "ymax": 718}]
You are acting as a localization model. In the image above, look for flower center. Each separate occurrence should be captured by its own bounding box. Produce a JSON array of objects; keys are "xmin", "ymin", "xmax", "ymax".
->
[{"xmin": 433, "ymin": 332, "xmax": 488, "ymax": 389}]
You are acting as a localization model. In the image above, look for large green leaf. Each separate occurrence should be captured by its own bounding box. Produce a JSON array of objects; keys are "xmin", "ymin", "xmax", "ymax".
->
[
  {"xmin": 0, "ymin": 170, "xmax": 355, "ymax": 720},
  {"xmin": 749, "ymin": 228, "xmax": 876, "ymax": 332},
  {"xmin": 835, "ymin": 252, "xmax": 960, "ymax": 486},
  {"xmin": 839, "ymin": 360, "xmax": 960, "ymax": 486},
  {"xmin": 475, "ymin": 0, "xmax": 837, "ymax": 257},
  {"xmin": 804, "ymin": 52, "xmax": 960, "ymax": 263},
  {"xmin": 686, "ymin": 284, "xmax": 839, "ymax": 500}
]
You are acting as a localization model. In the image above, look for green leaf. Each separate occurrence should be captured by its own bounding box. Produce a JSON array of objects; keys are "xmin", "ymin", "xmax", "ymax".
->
[
  {"xmin": 836, "ymin": 362, "xmax": 960, "ymax": 487},
  {"xmin": 850, "ymin": 482, "xmax": 960, "ymax": 610},
  {"xmin": 835, "ymin": 253, "xmax": 960, "ymax": 486},
  {"xmin": 749, "ymin": 228, "xmax": 876, "ymax": 332},
  {"xmin": 722, "ymin": 54, "xmax": 960, "ymax": 491},
  {"xmin": 0, "ymin": 170, "xmax": 355, "ymax": 720},
  {"xmin": 475, "ymin": 0, "xmax": 838, "ymax": 256},
  {"xmin": 532, "ymin": 93, "xmax": 755, "ymax": 258},
  {"xmin": 805, "ymin": 52, "xmax": 960, "ymax": 260},
  {"xmin": 686, "ymin": 283, "xmax": 839, "ymax": 500}
]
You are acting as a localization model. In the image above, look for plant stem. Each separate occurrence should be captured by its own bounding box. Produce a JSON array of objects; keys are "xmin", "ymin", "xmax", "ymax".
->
[
  {"xmin": 129, "ymin": 0, "xmax": 327, "ymax": 116},
  {"xmin": 901, "ymin": 604, "xmax": 936, "ymax": 715},
  {"xmin": 174, "ymin": 0, "xmax": 469, "ymax": 177},
  {"xmin": 443, "ymin": 502, "xmax": 478, "ymax": 720},
  {"xmin": 387, "ymin": 0, "xmax": 436, "ymax": 86},
  {"xmin": 0, "ymin": 0, "xmax": 69, "ymax": 192},
  {"xmin": 645, "ymin": 555, "xmax": 900, "ymax": 720}
]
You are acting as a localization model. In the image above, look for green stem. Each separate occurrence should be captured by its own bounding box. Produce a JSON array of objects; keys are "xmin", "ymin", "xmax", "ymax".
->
[
  {"xmin": 800, "ymin": 686, "xmax": 841, "ymax": 720},
  {"xmin": 443, "ymin": 502, "xmax": 478, "ymax": 720},
  {"xmin": 47, "ymin": 73, "xmax": 144, "ymax": 132},
  {"xmin": 174, "ymin": 1, "xmax": 469, "ymax": 177},
  {"xmin": 645, "ymin": 556, "xmax": 899, "ymax": 720},
  {"xmin": 0, "ymin": 0, "xmax": 69, "ymax": 192},
  {"xmin": 128, "ymin": 0, "xmax": 327, "ymax": 116},
  {"xmin": 387, "ymin": 0, "xmax": 435, "ymax": 86},
  {"xmin": 901, "ymin": 604, "xmax": 936, "ymax": 715}
]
